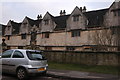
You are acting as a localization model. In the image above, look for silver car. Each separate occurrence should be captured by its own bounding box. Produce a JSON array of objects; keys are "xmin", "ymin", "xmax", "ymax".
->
[{"xmin": 1, "ymin": 49, "xmax": 48, "ymax": 80}]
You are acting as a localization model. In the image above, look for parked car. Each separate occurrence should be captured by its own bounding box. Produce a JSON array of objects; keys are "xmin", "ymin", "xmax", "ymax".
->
[
  {"xmin": 0, "ymin": 53, "xmax": 1, "ymax": 58},
  {"xmin": 1, "ymin": 49, "xmax": 48, "ymax": 80}
]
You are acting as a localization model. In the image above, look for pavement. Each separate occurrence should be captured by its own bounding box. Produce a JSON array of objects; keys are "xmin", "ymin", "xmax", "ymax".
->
[{"xmin": 47, "ymin": 69, "xmax": 120, "ymax": 80}]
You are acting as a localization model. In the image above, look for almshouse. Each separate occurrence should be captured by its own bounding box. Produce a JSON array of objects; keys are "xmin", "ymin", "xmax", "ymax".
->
[{"xmin": 2, "ymin": 1, "xmax": 120, "ymax": 52}]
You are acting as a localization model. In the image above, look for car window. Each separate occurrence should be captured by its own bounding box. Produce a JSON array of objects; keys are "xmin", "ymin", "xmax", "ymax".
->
[
  {"xmin": 2, "ymin": 50, "xmax": 13, "ymax": 58},
  {"xmin": 12, "ymin": 51, "xmax": 24, "ymax": 58},
  {"xmin": 26, "ymin": 51, "xmax": 46, "ymax": 60}
]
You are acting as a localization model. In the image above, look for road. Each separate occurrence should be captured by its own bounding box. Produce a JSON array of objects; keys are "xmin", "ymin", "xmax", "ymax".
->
[
  {"xmin": 2, "ymin": 74, "xmax": 91, "ymax": 80},
  {"xmin": 1, "ymin": 74, "xmax": 119, "ymax": 80}
]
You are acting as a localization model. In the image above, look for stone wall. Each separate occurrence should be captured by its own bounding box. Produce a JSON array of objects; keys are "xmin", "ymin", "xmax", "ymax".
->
[{"xmin": 43, "ymin": 51, "xmax": 119, "ymax": 66}]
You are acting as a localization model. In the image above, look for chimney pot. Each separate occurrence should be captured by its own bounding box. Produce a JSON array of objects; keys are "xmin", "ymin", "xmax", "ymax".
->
[
  {"xmin": 60, "ymin": 10, "xmax": 63, "ymax": 16},
  {"xmin": 83, "ymin": 6, "xmax": 87, "ymax": 12},
  {"xmin": 37, "ymin": 15, "xmax": 40, "ymax": 20},
  {"xmin": 63, "ymin": 10, "xmax": 66, "ymax": 15},
  {"xmin": 39, "ymin": 14, "xmax": 42, "ymax": 19},
  {"xmin": 80, "ymin": 7, "xmax": 82, "ymax": 12}
]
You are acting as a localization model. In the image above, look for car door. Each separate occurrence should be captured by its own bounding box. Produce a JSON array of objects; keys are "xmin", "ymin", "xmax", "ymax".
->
[
  {"xmin": 2, "ymin": 50, "xmax": 14, "ymax": 73},
  {"xmin": 9, "ymin": 50, "xmax": 27, "ymax": 73}
]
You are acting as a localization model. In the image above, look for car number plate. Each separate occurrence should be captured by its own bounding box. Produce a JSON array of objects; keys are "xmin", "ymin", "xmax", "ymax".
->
[{"xmin": 37, "ymin": 68, "xmax": 45, "ymax": 71}]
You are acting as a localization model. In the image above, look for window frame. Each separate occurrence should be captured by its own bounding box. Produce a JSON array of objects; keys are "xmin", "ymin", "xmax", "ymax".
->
[
  {"xmin": 66, "ymin": 47, "xmax": 75, "ymax": 51},
  {"xmin": 72, "ymin": 15, "xmax": 80, "ymax": 22},
  {"xmin": 44, "ymin": 19, "xmax": 49, "ymax": 25},
  {"xmin": 7, "ymin": 35, "xmax": 10, "ymax": 40},
  {"xmin": 71, "ymin": 30, "xmax": 81, "ymax": 37},
  {"xmin": 2, "ymin": 50, "xmax": 13, "ymax": 58},
  {"xmin": 42, "ymin": 33, "xmax": 50, "ymax": 38},
  {"xmin": 12, "ymin": 50, "xmax": 24, "ymax": 58},
  {"xmin": 26, "ymin": 51, "xmax": 46, "ymax": 60},
  {"xmin": 21, "ymin": 34, "xmax": 26, "ymax": 39}
]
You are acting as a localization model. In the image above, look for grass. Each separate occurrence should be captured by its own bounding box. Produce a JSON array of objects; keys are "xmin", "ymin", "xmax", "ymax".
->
[{"xmin": 48, "ymin": 62, "xmax": 119, "ymax": 75}]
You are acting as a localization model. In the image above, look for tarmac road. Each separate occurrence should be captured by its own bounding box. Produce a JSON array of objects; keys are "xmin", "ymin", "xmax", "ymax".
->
[
  {"xmin": 1, "ymin": 74, "xmax": 69, "ymax": 80},
  {"xmin": 1, "ymin": 74, "xmax": 119, "ymax": 80}
]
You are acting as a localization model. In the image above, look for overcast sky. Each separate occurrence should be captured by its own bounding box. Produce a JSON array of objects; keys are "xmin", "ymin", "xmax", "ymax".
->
[{"xmin": 0, "ymin": 0, "xmax": 115, "ymax": 25}]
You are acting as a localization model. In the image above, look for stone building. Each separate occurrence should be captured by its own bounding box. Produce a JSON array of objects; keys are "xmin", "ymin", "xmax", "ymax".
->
[{"xmin": 2, "ymin": 1, "xmax": 120, "ymax": 51}]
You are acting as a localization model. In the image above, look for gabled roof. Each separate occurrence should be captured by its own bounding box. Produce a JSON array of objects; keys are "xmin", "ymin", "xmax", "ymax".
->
[
  {"xmin": 34, "ymin": 19, "xmax": 42, "ymax": 27},
  {"xmin": 53, "ymin": 15, "xmax": 70, "ymax": 30},
  {"xmin": 26, "ymin": 16, "xmax": 42, "ymax": 27},
  {"xmin": 10, "ymin": 21, "xmax": 21, "ymax": 34},
  {"xmin": 84, "ymin": 8, "xmax": 109, "ymax": 28}
]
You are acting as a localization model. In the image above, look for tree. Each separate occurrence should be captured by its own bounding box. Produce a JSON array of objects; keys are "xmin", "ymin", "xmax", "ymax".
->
[{"xmin": 90, "ymin": 27, "xmax": 117, "ymax": 51}]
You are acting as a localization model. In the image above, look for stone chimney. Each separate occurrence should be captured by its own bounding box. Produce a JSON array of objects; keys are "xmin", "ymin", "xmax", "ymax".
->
[
  {"xmin": 63, "ymin": 10, "xmax": 66, "ymax": 15},
  {"xmin": 83, "ymin": 6, "xmax": 87, "ymax": 12},
  {"xmin": 37, "ymin": 15, "xmax": 40, "ymax": 20},
  {"xmin": 37, "ymin": 14, "xmax": 42, "ymax": 20},
  {"xmin": 80, "ymin": 7, "xmax": 82, "ymax": 12},
  {"xmin": 60, "ymin": 10, "xmax": 63, "ymax": 16},
  {"xmin": 39, "ymin": 14, "xmax": 42, "ymax": 19}
]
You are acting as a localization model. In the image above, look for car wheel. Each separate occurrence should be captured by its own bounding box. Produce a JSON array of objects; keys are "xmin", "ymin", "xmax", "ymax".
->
[{"xmin": 17, "ymin": 68, "xmax": 28, "ymax": 80}]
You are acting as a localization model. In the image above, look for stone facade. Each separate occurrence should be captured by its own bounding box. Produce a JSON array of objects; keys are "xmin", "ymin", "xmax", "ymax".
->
[{"xmin": 2, "ymin": 1, "xmax": 120, "ymax": 51}]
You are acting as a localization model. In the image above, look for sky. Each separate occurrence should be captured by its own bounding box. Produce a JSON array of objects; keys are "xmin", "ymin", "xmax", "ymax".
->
[{"xmin": 0, "ymin": 0, "xmax": 115, "ymax": 25}]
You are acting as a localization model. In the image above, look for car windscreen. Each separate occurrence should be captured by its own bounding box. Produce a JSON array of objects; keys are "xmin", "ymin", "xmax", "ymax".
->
[{"xmin": 26, "ymin": 51, "xmax": 46, "ymax": 60}]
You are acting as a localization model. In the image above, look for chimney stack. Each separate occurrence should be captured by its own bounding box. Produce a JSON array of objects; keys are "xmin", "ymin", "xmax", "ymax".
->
[
  {"xmin": 63, "ymin": 10, "xmax": 66, "ymax": 15},
  {"xmin": 60, "ymin": 10, "xmax": 63, "ymax": 16},
  {"xmin": 37, "ymin": 14, "xmax": 42, "ymax": 20},
  {"xmin": 80, "ymin": 7, "xmax": 82, "ymax": 12},
  {"xmin": 39, "ymin": 14, "xmax": 42, "ymax": 19},
  {"xmin": 83, "ymin": 6, "xmax": 86, "ymax": 12},
  {"xmin": 60, "ymin": 10, "xmax": 66, "ymax": 16}
]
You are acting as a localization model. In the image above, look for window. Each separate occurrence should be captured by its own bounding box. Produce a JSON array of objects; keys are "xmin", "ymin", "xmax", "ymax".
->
[
  {"xmin": 113, "ymin": 11, "xmax": 117, "ymax": 16},
  {"xmin": 71, "ymin": 30, "xmax": 80, "ymax": 37},
  {"xmin": 18, "ymin": 46, "xmax": 23, "ymax": 49},
  {"xmin": 66, "ymin": 47, "xmax": 75, "ymax": 51},
  {"xmin": 73, "ymin": 15, "xmax": 80, "ymax": 22},
  {"xmin": 2, "ymin": 50, "xmax": 13, "ymax": 58},
  {"xmin": 8, "ymin": 26, "xmax": 11, "ymax": 30},
  {"xmin": 23, "ymin": 22, "xmax": 27, "ymax": 25},
  {"xmin": 42, "ymin": 33, "xmax": 49, "ymax": 38},
  {"xmin": 26, "ymin": 51, "xmax": 46, "ymax": 60},
  {"xmin": 12, "ymin": 51, "xmax": 24, "ymax": 58},
  {"xmin": 45, "ymin": 47, "xmax": 52, "ymax": 50},
  {"xmin": 111, "ymin": 28, "xmax": 116, "ymax": 35},
  {"xmin": 44, "ymin": 20, "xmax": 49, "ymax": 25},
  {"xmin": 118, "ymin": 10, "xmax": 120, "ymax": 16},
  {"xmin": 45, "ymin": 33, "xmax": 49, "ymax": 38},
  {"xmin": 6, "ymin": 35, "xmax": 10, "ymax": 40},
  {"xmin": 21, "ymin": 34, "xmax": 26, "ymax": 39}
]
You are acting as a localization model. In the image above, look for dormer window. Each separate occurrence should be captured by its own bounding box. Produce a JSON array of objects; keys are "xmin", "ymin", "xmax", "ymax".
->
[
  {"xmin": 44, "ymin": 19, "xmax": 49, "ymax": 25},
  {"xmin": 112, "ymin": 9, "xmax": 120, "ymax": 16},
  {"xmin": 72, "ymin": 15, "xmax": 80, "ymax": 22},
  {"xmin": 23, "ymin": 22, "xmax": 27, "ymax": 25},
  {"xmin": 7, "ymin": 26, "xmax": 11, "ymax": 30},
  {"xmin": 113, "ymin": 11, "xmax": 117, "ymax": 16}
]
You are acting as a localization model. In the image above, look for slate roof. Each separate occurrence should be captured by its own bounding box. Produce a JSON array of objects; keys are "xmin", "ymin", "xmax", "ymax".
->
[
  {"xmin": 26, "ymin": 16, "xmax": 42, "ymax": 27},
  {"xmin": 53, "ymin": 15, "xmax": 70, "ymax": 30},
  {"xmin": 34, "ymin": 19, "xmax": 42, "ymax": 27},
  {"xmin": 52, "ymin": 8, "xmax": 109, "ymax": 30},
  {"xmin": 2, "ymin": 24, "xmax": 6, "ymax": 36},
  {"xmin": 84, "ymin": 8, "xmax": 108, "ymax": 28},
  {"xmin": 10, "ymin": 21, "xmax": 22, "ymax": 34}
]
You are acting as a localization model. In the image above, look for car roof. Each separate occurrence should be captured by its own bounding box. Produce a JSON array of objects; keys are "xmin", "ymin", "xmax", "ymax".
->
[{"xmin": 10, "ymin": 49, "xmax": 42, "ymax": 52}]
